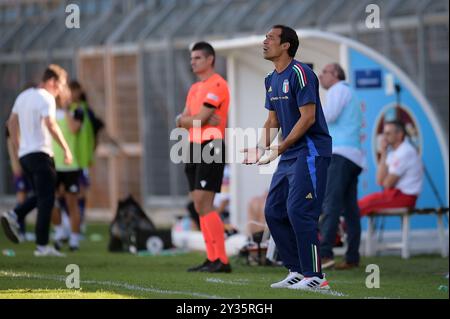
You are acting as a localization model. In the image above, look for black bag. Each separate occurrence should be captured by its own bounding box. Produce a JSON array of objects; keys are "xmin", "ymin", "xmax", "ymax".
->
[{"xmin": 108, "ymin": 195, "xmax": 156, "ymax": 252}]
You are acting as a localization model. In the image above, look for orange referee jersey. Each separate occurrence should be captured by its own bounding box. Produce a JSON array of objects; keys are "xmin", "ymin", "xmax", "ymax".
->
[{"xmin": 185, "ymin": 73, "xmax": 230, "ymax": 144}]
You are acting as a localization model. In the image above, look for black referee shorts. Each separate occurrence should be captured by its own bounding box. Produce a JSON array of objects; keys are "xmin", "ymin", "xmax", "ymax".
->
[{"xmin": 185, "ymin": 139, "xmax": 225, "ymax": 193}]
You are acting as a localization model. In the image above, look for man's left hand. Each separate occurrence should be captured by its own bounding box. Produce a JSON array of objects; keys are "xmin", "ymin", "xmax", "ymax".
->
[{"xmin": 257, "ymin": 144, "xmax": 287, "ymax": 165}]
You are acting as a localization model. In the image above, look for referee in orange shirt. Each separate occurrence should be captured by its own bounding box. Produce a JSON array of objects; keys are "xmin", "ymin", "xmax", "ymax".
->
[{"xmin": 176, "ymin": 42, "xmax": 231, "ymax": 273}]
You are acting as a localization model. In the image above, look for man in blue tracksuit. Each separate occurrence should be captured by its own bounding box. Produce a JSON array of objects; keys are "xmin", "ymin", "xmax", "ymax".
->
[{"xmin": 242, "ymin": 25, "xmax": 332, "ymax": 290}]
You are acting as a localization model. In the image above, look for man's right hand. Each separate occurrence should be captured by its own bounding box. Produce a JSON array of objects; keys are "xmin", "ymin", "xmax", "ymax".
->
[
  {"xmin": 64, "ymin": 149, "xmax": 73, "ymax": 165},
  {"xmin": 241, "ymin": 147, "xmax": 265, "ymax": 165},
  {"xmin": 379, "ymin": 136, "xmax": 388, "ymax": 154}
]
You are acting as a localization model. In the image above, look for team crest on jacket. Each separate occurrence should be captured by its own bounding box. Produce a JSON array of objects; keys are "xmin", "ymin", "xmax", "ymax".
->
[{"xmin": 282, "ymin": 79, "xmax": 289, "ymax": 93}]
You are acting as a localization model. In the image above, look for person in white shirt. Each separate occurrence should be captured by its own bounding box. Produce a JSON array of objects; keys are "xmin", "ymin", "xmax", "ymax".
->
[
  {"xmin": 318, "ymin": 63, "xmax": 365, "ymax": 270},
  {"xmin": 359, "ymin": 120, "xmax": 423, "ymax": 216},
  {"xmin": 1, "ymin": 64, "xmax": 73, "ymax": 257}
]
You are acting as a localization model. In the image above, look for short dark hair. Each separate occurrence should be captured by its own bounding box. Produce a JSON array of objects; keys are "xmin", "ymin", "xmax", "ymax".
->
[
  {"xmin": 385, "ymin": 120, "xmax": 406, "ymax": 136},
  {"xmin": 69, "ymin": 80, "xmax": 82, "ymax": 91},
  {"xmin": 192, "ymin": 41, "xmax": 216, "ymax": 66},
  {"xmin": 272, "ymin": 25, "xmax": 299, "ymax": 57},
  {"xmin": 69, "ymin": 80, "xmax": 88, "ymax": 102},
  {"xmin": 332, "ymin": 63, "xmax": 346, "ymax": 81},
  {"xmin": 42, "ymin": 64, "xmax": 67, "ymax": 83}
]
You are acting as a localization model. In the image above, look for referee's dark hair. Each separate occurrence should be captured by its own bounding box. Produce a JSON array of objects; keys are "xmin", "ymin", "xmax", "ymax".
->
[
  {"xmin": 192, "ymin": 41, "xmax": 216, "ymax": 66},
  {"xmin": 272, "ymin": 25, "xmax": 299, "ymax": 58}
]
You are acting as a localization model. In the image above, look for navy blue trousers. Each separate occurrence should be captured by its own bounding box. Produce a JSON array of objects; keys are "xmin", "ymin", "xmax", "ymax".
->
[
  {"xmin": 320, "ymin": 154, "xmax": 362, "ymax": 263},
  {"xmin": 265, "ymin": 155, "xmax": 330, "ymax": 277},
  {"xmin": 14, "ymin": 152, "xmax": 56, "ymax": 246}
]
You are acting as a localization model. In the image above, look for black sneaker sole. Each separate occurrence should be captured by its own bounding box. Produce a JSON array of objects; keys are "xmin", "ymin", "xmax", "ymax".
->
[
  {"xmin": 1, "ymin": 216, "xmax": 19, "ymax": 244},
  {"xmin": 187, "ymin": 260, "xmax": 213, "ymax": 272},
  {"xmin": 197, "ymin": 266, "xmax": 215, "ymax": 272},
  {"xmin": 188, "ymin": 265, "xmax": 209, "ymax": 272},
  {"xmin": 208, "ymin": 265, "xmax": 232, "ymax": 273}
]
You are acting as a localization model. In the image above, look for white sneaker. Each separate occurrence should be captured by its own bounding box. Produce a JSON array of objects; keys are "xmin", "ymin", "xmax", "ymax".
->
[
  {"xmin": 270, "ymin": 271, "xmax": 304, "ymax": 288},
  {"xmin": 1, "ymin": 211, "xmax": 20, "ymax": 244},
  {"xmin": 34, "ymin": 246, "xmax": 66, "ymax": 257},
  {"xmin": 288, "ymin": 276, "xmax": 330, "ymax": 291}
]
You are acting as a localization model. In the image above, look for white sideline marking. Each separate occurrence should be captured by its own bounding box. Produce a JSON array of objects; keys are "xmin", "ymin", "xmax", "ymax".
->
[
  {"xmin": 0, "ymin": 270, "xmax": 227, "ymax": 299},
  {"xmin": 310, "ymin": 289, "xmax": 347, "ymax": 297},
  {"xmin": 2, "ymin": 270, "xmax": 390, "ymax": 299},
  {"xmin": 205, "ymin": 277, "xmax": 249, "ymax": 285}
]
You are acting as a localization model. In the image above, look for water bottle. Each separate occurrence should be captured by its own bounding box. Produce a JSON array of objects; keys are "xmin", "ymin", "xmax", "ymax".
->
[
  {"xmin": 2, "ymin": 249, "xmax": 15, "ymax": 257},
  {"xmin": 438, "ymin": 285, "xmax": 448, "ymax": 292}
]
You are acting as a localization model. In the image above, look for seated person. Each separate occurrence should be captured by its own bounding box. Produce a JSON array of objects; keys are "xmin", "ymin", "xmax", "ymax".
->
[
  {"xmin": 247, "ymin": 191, "xmax": 268, "ymax": 241},
  {"xmin": 359, "ymin": 120, "xmax": 423, "ymax": 215},
  {"xmin": 240, "ymin": 191, "xmax": 275, "ymax": 266}
]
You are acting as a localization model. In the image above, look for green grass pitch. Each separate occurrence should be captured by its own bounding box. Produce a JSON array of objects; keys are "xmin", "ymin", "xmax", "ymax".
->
[{"xmin": 0, "ymin": 224, "xmax": 448, "ymax": 299}]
